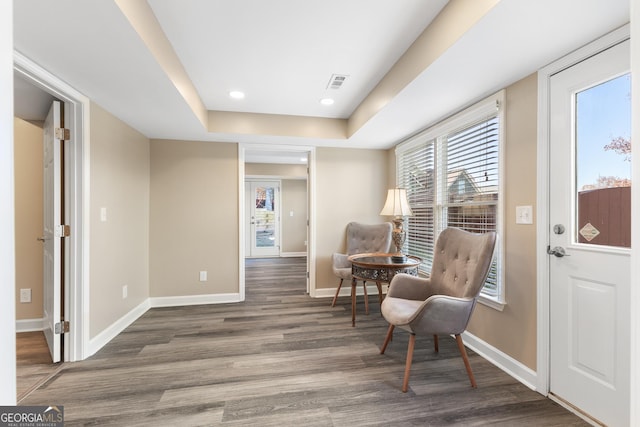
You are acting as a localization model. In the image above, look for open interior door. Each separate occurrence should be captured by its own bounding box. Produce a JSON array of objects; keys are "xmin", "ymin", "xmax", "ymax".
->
[{"xmin": 42, "ymin": 100, "xmax": 63, "ymax": 363}]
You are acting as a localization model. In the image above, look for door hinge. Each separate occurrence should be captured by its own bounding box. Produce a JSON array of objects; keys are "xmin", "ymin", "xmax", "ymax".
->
[
  {"xmin": 54, "ymin": 321, "xmax": 70, "ymax": 334},
  {"xmin": 55, "ymin": 127, "xmax": 70, "ymax": 140},
  {"xmin": 55, "ymin": 224, "xmax": 71, "ymax": 238}
]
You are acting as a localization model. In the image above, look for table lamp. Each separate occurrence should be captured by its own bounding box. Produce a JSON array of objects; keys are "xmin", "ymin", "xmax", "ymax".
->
[{"xmin": 380, "ymin": 188, "xmax": 413, "ymax": 262}]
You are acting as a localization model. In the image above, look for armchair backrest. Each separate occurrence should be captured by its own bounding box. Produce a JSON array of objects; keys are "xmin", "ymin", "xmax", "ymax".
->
[
  {"xmin": 345, "ymin": 222, "xmax": 393, "ymax": 255},
  {"xmin": 429, "ymin": 228, "xmax": 497, "ymax": 299}
]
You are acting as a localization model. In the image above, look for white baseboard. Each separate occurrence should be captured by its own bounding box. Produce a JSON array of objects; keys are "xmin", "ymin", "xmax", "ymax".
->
[
  {"xmin": 280, "ymin": 252, "xmax": 307, "ymax": 257},
  {"xmin": 462, "ymin": 330, "xmax": 538, "ymax": 391},
  {"xmin": 149, "ymin": 293, "xmax": 242, "ymax": 307},
  {"xmin": 313, "ymin": 282, "xmax": 389, "ymax": 299},
  {"xmin": 16, "ymin": 318, "xmax": 43, "ymax": 333},
  {"xmin": 87, "ymin": 299, "xmax": 150, "ymax": 358},
  {"xmin": 86, "ymin": 293, "xmax": 242, "ymax": 357}
]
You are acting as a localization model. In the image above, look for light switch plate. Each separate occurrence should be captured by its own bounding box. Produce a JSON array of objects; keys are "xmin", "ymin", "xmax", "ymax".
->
[{"xmin": 516, "ymin": 205, "xmax": 533, "ymax": 224}]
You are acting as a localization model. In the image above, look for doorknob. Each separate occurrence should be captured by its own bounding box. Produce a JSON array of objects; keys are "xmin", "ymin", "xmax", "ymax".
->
[
  {"xmin": 547, "ymin": 246, "xmax": 570, "ymax": 257},
  {"xmin": 37, "ymin": 236, "xmax": 48, "ymax": 242}
]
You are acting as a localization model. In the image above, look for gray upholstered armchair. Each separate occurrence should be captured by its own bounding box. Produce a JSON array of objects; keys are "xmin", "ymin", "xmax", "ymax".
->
[
  {"xmin": 380, "ymin": 227, "xmax": 497, "ymax": 392},
  {"xmin": 331, "ymin": 222, "xmax": 393, "ymax": 307}
]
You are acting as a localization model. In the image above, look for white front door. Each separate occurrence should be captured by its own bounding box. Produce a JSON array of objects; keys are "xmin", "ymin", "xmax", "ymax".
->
[
  {"xmin": 248, "ymin": 180, "xmax": 280, "ymax": 257},
  {"xmin": 549, "ymin": 39, "xmax": 631, "ymax": 426},
  {"xmin": 43, "ymin": 100, "xmax": 63, "ymax": 363}
]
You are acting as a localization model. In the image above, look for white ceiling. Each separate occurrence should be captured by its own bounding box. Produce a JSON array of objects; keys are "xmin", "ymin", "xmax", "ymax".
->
[{"xmin": 13, "ymin": 0, "xmax": 630, "ymax": 154}]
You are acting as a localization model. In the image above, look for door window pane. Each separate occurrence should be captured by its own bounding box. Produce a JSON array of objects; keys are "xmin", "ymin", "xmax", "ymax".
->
[
  {"xmin": 575, "ymin": 73, "xmax": 631, "ymax": 248},
  {"xmin": 255, "ymin": 186, "xmax": 276, "ymax": 247}
]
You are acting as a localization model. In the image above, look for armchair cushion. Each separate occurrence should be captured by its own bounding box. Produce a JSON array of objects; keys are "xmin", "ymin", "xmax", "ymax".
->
[
  {"xmin": 382, "ymin": 272, "xmax": 479, "ymax": 335},
  {"xmin": 379, "ymin": 296, "xmax": 423, "ymax": 328}
]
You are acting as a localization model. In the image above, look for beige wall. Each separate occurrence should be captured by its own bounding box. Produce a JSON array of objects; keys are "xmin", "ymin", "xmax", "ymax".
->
[
  {"xmin": 315, "ymin": 147, "xmax": 389, "ymax": 289},
  {"xmin": 149, "ymin": 139, "xmax": 238, "ymax": 296},
  {"xmin": 89, "ymin": 102, "xmax": 150, "ymax": 338},
  {"xmin": 14, "ymin": 118, "xmax": 43, "ymax": 320},
  {"xmin": 466, "ymin": 73, "xmax": 538, "ymax": 369},
  {"xmin": 245, "ymin": 163, "xmax": 307, "ymax": 177},
  {"xmin": 386, "ymin": 147, "xmax": 396, "ymax": 189},
  {"xmin": 281, "ymin": 179, "xmax": 307, "ymax": 253}
]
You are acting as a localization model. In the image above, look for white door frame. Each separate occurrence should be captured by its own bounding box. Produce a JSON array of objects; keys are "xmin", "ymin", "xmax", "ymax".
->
[
  {"xmin": 631, "ymin": 4, "xmax": 640, "ymax": 425},
  {"xmin": 536, "ymin": 24, "xmax": 630, "ymax": 397},
  {"xmin": 14, "ymin": 51, "xmax": 90, "ymax": 362},
  {"xmin": 238, "ymin": 144, "xmax": 316, "ymax": 302}
]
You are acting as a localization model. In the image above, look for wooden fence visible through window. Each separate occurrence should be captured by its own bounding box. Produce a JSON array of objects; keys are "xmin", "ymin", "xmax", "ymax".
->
[{"xmin": 577, "ymin": 186, "xmax": 631, "ymax": 247}]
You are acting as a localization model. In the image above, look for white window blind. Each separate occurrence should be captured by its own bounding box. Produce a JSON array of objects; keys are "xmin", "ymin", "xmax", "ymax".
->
[
  {"xmin": 396, "ymin": 91, "xmax": 504, "ymax": 304},
  {"xmin": 397, "ymin": 140, "xmax": 435, "ymax": 275},
  {"xmin": 438, "ymin": 116, "xmax": 500, "ymax": 295}
]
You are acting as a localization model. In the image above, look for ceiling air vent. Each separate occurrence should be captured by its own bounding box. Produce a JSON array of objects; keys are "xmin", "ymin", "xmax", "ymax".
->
[{"xmin": 327, "ymin": 74, "xmax": 349, "ymax": 90}]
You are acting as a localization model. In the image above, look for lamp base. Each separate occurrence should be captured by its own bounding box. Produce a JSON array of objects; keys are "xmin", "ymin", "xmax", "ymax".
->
[{"xmin": 391, "ymin": 218, "xmax": 406, "ymax": 257}]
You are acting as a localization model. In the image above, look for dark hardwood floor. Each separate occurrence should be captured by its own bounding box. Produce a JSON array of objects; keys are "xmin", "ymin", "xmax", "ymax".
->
[{"xmin": 19, "ymin": 257, "xmax": 588, "ymax": 426}]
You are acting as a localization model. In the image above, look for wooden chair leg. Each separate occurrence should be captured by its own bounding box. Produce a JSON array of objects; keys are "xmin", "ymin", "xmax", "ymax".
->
[
  {"xmin": 375, "ymin": 281, "xmax": 384, "ymax": 305},
  {"xmin": 331, "ymin": 279, "xmax": 343, "ymax": 307},
  {"xmin": 351, "ymin": 278, "xmax": 357, "ymax": 327},
  {"xmin": 402, "ymin": 334, "xmax": 416, "ymax": 393},
  {"xmin": 455, "ymin": 334, "xmax": 477, "ymax": 388},
  {"xmin": 380, "ymin": 324, "xmax": 395, "ymax": 354},
  {"xmin": 433, "ymin": 334, "xmax": 439, "ymax": 353},
  {"xmin": 363, "ymin": 281, "xmax": 369, "ymax": 314}
]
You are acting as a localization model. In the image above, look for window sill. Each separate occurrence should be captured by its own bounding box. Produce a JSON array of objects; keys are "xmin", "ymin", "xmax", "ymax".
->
[{"xmin": 478, "ymin": 294, "xmax": 506, "ymax": 311}]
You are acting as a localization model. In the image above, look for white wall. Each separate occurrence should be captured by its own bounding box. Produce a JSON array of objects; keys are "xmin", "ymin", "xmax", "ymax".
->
[{"xmin": 0, "ymin": 0, "xmax": 17, "ymax": 405}]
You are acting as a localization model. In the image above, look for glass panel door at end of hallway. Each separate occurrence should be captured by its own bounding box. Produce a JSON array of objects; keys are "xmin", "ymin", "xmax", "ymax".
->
[{"xmin": 248, "ymin": 181, "xmax": 280, "ymax": 257}]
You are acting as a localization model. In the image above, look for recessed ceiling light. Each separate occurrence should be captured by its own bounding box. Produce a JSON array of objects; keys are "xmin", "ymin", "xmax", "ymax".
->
[
  {"xmin": 229, "ymin": 91, "xmax": 245, "ymax": 99},
  {"xmin": 320, "ymin": 98, "xmax": 334, "ymax": 106}
]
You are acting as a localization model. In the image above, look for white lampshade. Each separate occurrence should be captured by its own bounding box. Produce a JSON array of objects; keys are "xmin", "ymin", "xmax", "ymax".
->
[{"xmin": 380, "ymin": 188, "xmax": 413, "ymax": 217}]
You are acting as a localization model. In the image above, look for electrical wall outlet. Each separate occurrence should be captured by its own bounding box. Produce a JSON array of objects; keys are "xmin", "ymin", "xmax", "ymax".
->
[
  {"xmin": 199, "ymin": 271, "xmax": 208, "ymax": 282},
  {"xmin": 20, "ymin": 288, "xmax": 31, "ymax": 303},
  {"xmin": 122, "ymin": 285, "xmax": 128, "ymax": 299}
]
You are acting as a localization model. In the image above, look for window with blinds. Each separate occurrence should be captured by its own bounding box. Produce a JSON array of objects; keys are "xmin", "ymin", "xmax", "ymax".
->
[
  {"xmin": 396, "ymin": 91, "xmax": 504, "ymax": 304},
  {"xmin": 438, "ymin": 116, "xmax": 500, "ymax": 295}
]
